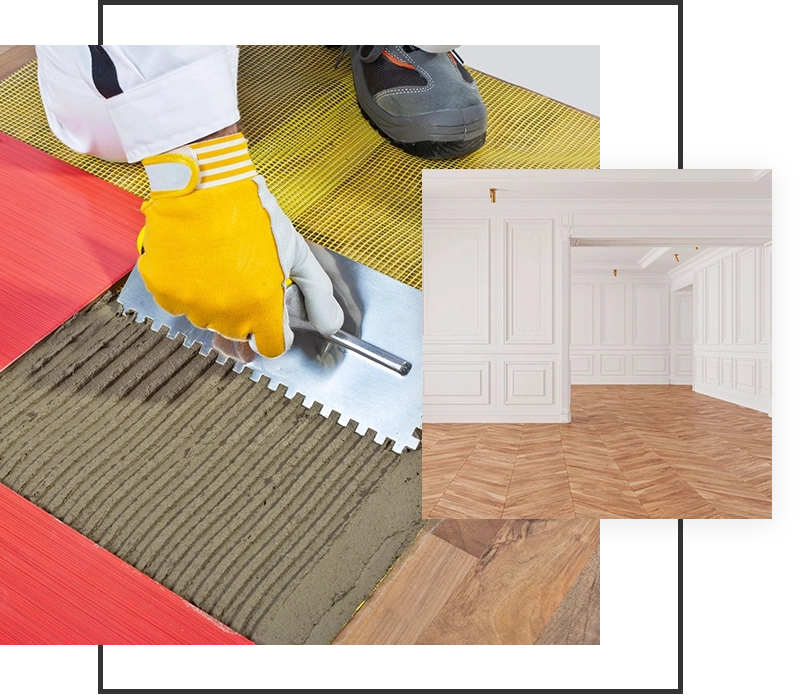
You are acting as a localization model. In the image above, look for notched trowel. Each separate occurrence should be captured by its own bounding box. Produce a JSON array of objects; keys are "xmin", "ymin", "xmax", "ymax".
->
[{"xmin": 117, "ymin": 243, "xmax": 422, "ymax": 453}]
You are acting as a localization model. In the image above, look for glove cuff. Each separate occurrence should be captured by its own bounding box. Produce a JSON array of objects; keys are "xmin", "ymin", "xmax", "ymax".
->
[{"xmin": 142, "ymin": 133, "xmax": 256, "ymax": 198}]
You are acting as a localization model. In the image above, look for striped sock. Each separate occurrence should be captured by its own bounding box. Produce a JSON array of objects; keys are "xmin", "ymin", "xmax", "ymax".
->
[{"xmin": 188, "ymin": 133, "xmax": 257, "ymax": 189}]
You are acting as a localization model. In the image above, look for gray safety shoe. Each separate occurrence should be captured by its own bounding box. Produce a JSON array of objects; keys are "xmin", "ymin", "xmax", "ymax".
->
[{"xmin": 350, "ymin": 45, "xmax": 487, "ymax": 160}]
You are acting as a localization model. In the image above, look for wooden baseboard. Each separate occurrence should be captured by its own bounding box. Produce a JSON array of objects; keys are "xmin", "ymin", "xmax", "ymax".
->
[{"xmin": 0, "ymin": 45, "xmax": 36, "ymax": 81}]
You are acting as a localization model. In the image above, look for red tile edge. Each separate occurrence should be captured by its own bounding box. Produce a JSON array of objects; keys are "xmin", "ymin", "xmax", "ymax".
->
[
  {"xmin": 0, "ymin": 484, "xmax": 252, "ymax": 645},
  {"xmin": 0, "ymin": 132, "xmax": 143, "ymax": 371}
]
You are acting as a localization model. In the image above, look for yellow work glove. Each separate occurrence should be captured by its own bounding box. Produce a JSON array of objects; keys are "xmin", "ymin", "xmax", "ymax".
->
[{"xmin": 136, "ymin": 133, "xmax": 343, "ymax": 358}]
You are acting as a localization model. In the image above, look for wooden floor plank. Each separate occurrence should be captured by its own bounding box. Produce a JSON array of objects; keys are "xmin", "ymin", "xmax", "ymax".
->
[
  {"xmin": 417, "ymin": 519, "xmax": 600, "ymax": 645},
  {"xmin": 534, "ymin": 544, "xmax": 600, "ymax": 645},
  {"xmin": 0, "ymin": 46, "xmax": 35, "ymax": 81},
  {"xmin": 431, "ymin": 519, "xmax": 507, "ymax": 558},
  {"xmin": 423, "ymin": 386, "xmax": 772, "ymax": 519},
  {"xmin": 332, "ymin": 532, "xmax": 477, "ymax": 645}
]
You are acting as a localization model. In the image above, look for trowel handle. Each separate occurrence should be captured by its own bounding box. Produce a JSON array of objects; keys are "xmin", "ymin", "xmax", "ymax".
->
[{"xmin": 326, "ymin": 330, "xmax": 412, "ymax": 376}]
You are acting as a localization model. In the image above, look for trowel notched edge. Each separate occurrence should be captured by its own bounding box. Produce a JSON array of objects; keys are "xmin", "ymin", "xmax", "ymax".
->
[{"xmin": 117, "ymin": 247, "xmax": 422, "ymax": 455}]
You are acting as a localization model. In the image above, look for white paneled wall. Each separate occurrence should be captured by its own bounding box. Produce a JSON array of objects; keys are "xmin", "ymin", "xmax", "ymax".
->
[
  {"xmin": 422, "ymin": 178, "xmax": 771, "ymax": 423},
  {"xmin": 691, "ymin": 245, "xmax": 772, "ymax": 414},
  {"xmin": 423, "ymin": 210, "xmax": 568, "ymax": 423},
  {"xmin": 570, "ymin": 275, "xmax": 687, "ymax": 384},
  {"xmin": 671, "ymin": 290, "xmax": 694, "ymax": 385}
]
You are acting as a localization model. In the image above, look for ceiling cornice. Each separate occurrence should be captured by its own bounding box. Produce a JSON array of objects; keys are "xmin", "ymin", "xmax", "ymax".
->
[
  {"xmin": 571, "ymin": 262, "xmax": 655, "ymax": 274},
  {"xmin": 667, "ymin": 247, "xmax": 729, "ymax": 278},
  {"xmin": 423, "ymin": 169, "xmax": 766, "ymax": 185},
  {"xmin": 638, "ymin": 247, "xmax": 671, "ymax": 269}
]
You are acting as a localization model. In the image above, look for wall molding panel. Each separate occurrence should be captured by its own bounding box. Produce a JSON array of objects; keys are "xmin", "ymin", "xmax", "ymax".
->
[
  {"xmin": 423, "ymin": 219, "xmax": 491, "ymax": 346},
  {"xmin": 704, "ymin": 263, "xmax": 720, "ymax": 345},
  {"xmin": 600, "ymin": 284, "xmax": 626, "ymax": 346},
  {"xmin": 688, "ymin": 245, "xmax": 771, "ymax": 414},
  {"xmin": 670, "ymin": 291, "xmax": 694, "ymax": 385},
  {"xmin": 502, "ymin": 359, "xmax": 554, "ymax": 406},
  {"xmin": 735, "ymin": 247, "xmax": 757, "ymax": 345},
  {"xmin": 423, "ymin": 211, "xmax": 566, "ymax": 423},
  {"xmin": 422, "ymin": 360, "xmax": 491, "ymax": 406},
  {"xmin": 571, "ymin": 282, "xmax": 594, "ymax": 346},
  {"xmin": 504, "ymin": 220, "xmax": 553, "ymax": 345},
  {"xmin": 570, "ymin": 275, "xmax": 677, "ymax": 385},
  {"xmin": 422, "ymin": 178, "xmax": 771, "ymax": 422}
]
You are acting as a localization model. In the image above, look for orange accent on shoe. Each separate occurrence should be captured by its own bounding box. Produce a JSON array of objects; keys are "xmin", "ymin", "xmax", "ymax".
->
[{"xmin": 381, "ymin": 49, "xmax": 415, "ymax": 69}]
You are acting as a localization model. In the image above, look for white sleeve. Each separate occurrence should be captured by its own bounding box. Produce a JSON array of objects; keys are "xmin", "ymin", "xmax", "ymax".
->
[
  {"xmin": 415, "ymin": 40, "xmax": 465, "ymax": 53},
  {"xmin": 36, "ymin": 45, "xmax": 240, "ymax": 163}
]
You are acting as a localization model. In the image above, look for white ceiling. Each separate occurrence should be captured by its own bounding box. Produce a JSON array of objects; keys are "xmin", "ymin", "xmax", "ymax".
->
[
  {"xmin": 571, "ymin": 245, "xmax": 712, "ymax": 274},
  {"xmin": 424, "ymin": 169, "xmax": 772, "ymax": 276},
  {"xmin": 423, "ymin": 169, "xmax": 772, "ymax": 201}
]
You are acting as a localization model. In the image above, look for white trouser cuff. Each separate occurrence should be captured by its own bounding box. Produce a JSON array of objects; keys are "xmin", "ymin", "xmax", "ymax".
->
[
  {"xmin": 107, "ymin": 49, "xmax": 240, "ymax": 162},
  {"xmin": 414, "ymin": 45, "xmax": 460, "ymax": 53}
]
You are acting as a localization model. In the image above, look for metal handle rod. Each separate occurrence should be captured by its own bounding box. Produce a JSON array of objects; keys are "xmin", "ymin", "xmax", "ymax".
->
[{"xmin": 325, "ymin": 330, "xmax": 412, "ymax": 376}]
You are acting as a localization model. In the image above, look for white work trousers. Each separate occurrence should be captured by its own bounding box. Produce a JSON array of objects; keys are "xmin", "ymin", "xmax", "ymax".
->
[{"xmin": 35, "ymin": 45, "xmax": 459, "ymax": 164}]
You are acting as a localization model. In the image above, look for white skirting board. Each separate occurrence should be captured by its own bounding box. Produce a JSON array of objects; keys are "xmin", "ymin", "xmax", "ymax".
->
[
  {"xmin": 424, "ymin": 411, "xmax": 572, "ymax": 424},
  {"xmin": 692, "ymin": 382, "xmax": 771, "ymax": 415}
]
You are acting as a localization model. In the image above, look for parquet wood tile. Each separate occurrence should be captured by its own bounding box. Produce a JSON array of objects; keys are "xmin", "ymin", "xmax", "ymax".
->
[
  {"xmin": 423, "ymin": 386, "xmax": 772, "ymax": 519},
  {"xmin": 417, "ymin": 520, "xmax": 599, "ymax": 645},
  {"xmin": 422, "ymin": 425, "xmax": 489, "ymax": 517},
  {"xmin": 332, "ymin": 533, "xmax": 476, "ymax": 645},
  {"xmin": 502, "ymin": 459, "xmax": 575, "ymax": 518},
  {"xmin": 0, "ymin": 46, "xmax": 34, "ymax": 81},
  {"xmin": 422, "ymin": 423, "xmax": 449, "ymax": 449},
  {"xmin": 334, "ymin": 519, "xmax": 600, "ymax": 645},
  {"xmin": 429, "ymin": 451, "xmax": 515, "ymax": 519},
  {"xmin": 431, "ymin": 519, "xmax": 507, "ymax": 558},
  {"xmin": 534, "ymin": 544, "xmax": 600, "ymax": 645}
]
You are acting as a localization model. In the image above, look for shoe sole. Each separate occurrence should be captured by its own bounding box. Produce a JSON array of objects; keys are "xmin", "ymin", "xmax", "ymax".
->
[
  {"xmin": 359, "ymin": 105, "xmax": 487, "ymax": 160},
  {"xmin": 352, "ymin": 56, "xmax": 488, "ymax": 160}
]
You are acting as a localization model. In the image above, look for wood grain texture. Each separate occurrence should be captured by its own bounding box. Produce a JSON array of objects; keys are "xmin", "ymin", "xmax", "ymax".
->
[
  {"xmin": 423, "ymin": 386, "xmax": 771, "ymax": 519},
  {"xmin": 431, "ymin": 519, "xmax": 506, "ymax": 558},
  {"xmin": 0, "ymin": 46, "xmax": 35, "ymax": 81},
  {"xmin": 335, "ymin": 519, "xmax": 600, "ymax": 645},
  {"xmin": 504, "ymin": 425, "xmax": 575, "ymax": 518},
  {"xmin": 534, "ymin": 544, "xmax": 600, "ymax": 645},
  {"xmin": 332, "ymin": 532, "xmax": 477, "ymax": 645},
  {"xmin": 418, "ymin": 520, "xmax": 599, "ymax": 644}
]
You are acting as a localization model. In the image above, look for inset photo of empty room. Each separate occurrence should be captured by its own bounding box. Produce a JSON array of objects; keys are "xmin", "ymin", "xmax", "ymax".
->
[{"xmin": 422, "ymin": 169, "xmax": 772, "ymax": 519}]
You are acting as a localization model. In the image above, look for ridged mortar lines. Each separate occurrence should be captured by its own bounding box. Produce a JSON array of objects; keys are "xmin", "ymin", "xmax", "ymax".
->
[
  {"xmin": 0, "ymin": 296, "xmax": 423, "ymax": 644},
  {"xmin": 128, "ymin": 390, "xmax": 288, "ymax": 570},
  {"xmin": 73, "ymin": 348, "xmax": 230, "ymax": 505},
  {"xmin": 0, "ymin": 309, "xmax": 133, "ymax": 441},
  {"xmin": 234, "ymin": 443, "xmax": 392, "ymax": 629},
  {"xmin": 147, "ymin": 395, "xmax": 306, "ymax": 569},
  {"xmin": 93, "ymin": 364, "xmax": 261, "ymax": 548},
  {"xmin": 20, "ymin": 332, "xmax": 201, "ymax": 508},
  {"xmin": 23, "ymin": 333, "xmax": 207, "ymax": 522},
  {"xmin": 0, "ymin": 317, "xmax": 155, "ymax": 492},
  {"xmin": 151, "ymin": 398, "xmax": 335, "ymax": 596},
  {"xmin": 206, "ymin": 426, "xmax": 381, "ymax": 617},
  {"xmin": 59, "ymin": 355, "xmax": 226, "ymax": 537}
]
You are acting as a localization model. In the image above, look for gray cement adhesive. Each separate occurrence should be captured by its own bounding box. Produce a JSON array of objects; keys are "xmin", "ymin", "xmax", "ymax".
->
[{"xmin": 0, "ymin": 296, "xmax": 424, "ymax": 644}]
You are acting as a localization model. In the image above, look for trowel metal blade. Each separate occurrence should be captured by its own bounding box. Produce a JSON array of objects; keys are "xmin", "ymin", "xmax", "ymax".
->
[{"xmin": 117, "ymin": 244, "xmax": 422, "ymax": 453}]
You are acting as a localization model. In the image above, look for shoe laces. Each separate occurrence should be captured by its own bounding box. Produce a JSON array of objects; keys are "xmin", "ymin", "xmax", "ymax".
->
[{"xmin": 334, "ymin": 45, "xmax": 429, "ymax": 68}]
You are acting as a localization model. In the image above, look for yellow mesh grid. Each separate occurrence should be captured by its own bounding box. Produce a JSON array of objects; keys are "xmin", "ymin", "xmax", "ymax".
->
[{"xmin": 0, "ymin": 46, "xmax": 599, "ymax": 289}]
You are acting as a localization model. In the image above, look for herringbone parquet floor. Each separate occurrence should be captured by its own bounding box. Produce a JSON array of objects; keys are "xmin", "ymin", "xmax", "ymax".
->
[{"xmin": 423, "ymin": 386, "xmax": 772, "ymax": 519}]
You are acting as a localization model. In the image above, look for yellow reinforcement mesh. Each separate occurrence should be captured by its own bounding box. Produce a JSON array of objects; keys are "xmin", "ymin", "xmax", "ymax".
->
[{"xmin": 0, "ymin": 46, "xmax": 599, "ymax": 289}]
